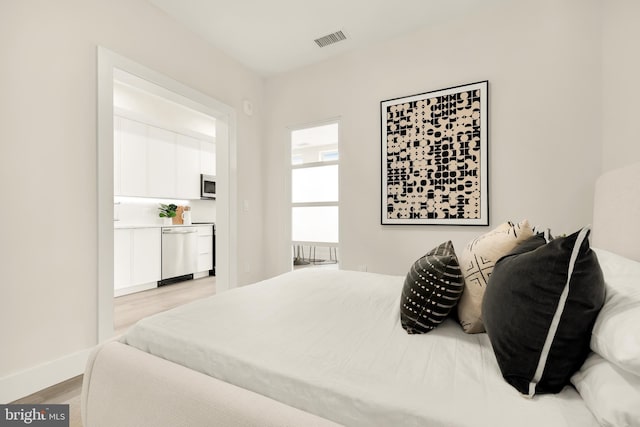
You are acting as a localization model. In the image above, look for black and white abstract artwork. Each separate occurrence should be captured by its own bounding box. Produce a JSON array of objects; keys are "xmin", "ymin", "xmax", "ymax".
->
[{"xmin": 381, "ymin": 81, "xmax": 488, "ymax": 225}]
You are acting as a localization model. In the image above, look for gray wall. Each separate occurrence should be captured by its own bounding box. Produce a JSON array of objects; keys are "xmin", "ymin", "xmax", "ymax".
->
[{"xmin": 602, "ymin": 0, "xmax": 640, "ymax": 171}]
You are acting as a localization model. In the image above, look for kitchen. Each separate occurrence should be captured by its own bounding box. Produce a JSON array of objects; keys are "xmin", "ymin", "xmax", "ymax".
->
[{"xmin": 112, "ymin": 69, "xmax": 217, "ymax": 297}]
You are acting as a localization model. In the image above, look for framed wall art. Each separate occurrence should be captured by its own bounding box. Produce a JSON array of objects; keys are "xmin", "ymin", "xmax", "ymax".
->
[{"xmin": 381, "ymin": 81, "xmax": 488, "ymax": 225}]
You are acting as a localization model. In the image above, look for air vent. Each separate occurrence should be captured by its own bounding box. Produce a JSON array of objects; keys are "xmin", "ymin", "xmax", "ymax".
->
[{"xmin": 314, "ymin": 30, "xmax": 347, "ymax": 48}]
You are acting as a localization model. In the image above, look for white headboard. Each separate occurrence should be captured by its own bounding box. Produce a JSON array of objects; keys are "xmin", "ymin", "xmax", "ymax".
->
[{"xmin": 592, "ymin": 162, "xmax": 640, "ymax": 262}]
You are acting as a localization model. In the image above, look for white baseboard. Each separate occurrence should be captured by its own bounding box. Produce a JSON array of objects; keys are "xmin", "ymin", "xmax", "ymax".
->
[
  {"xmin": 0, "ymin": 347, "xmax": 92, "ymax": 404},
  {"xmin": 114, "ymin": 281, "xmax": 157, "ymax": 297}
]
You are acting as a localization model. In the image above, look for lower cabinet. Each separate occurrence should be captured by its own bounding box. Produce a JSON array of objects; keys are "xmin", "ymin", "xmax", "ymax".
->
[
  {"xmin": 196, "ymin": 225, "xmax": 214, "ymax": 274},
  {"xmin": 114, "ymin": 227, "xmax": 161, "ymax": 296}
]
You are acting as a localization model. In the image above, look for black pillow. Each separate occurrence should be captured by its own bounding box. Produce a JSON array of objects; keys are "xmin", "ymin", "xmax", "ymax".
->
[
  {"xmin": 483, "ymin": 227, "xmax": 605, "ymax": 396},
  {"xmin": 400, "ymin": 241, "xmax": 464, "ymax": 334}
]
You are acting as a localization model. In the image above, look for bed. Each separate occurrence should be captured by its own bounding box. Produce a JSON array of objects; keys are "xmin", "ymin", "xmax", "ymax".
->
[{"xmin": 82, "ymin": 162, "xmax": 640, "ymax": 427}]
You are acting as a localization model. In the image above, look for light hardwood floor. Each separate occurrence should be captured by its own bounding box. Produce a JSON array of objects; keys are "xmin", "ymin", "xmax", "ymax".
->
[
  {"xmin": 11, "ymin": 275, "xmax": 216, "ymax": 426},
  {"xmin": 114, "ymin": 275, "xmax": 216, "ymax": 336}
]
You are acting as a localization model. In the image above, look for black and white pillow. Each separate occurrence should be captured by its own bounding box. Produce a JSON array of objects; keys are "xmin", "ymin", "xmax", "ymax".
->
[
  {"xmin": 400, "ymin": 241, "xmax": 464, "ymax": 334},
  {"xmin": 483, "ymin": 227, "xmax": 606, "ymax": 396}
]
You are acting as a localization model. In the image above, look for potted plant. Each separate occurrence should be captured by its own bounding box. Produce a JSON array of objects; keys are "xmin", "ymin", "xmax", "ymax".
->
[{"xmin": 158, "ymin": 203, "xmax": 178, "ymax": 225}]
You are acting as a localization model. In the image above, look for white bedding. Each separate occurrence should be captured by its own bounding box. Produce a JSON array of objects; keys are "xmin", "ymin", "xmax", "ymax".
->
[{"xmin": 123, "ymin": 269, "xmax": 599, "ymax": 427}]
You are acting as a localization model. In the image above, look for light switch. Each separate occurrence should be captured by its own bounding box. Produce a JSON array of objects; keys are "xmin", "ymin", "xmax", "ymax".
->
[{"xmin": 243, "ymin": 199, "xmax": 250, "ymax": 212}]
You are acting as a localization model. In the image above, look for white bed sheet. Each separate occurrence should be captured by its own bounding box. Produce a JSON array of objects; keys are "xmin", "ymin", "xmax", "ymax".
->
[{"xmin": 122, "ymin": 269, "xmax": 599, "ymax": 427}]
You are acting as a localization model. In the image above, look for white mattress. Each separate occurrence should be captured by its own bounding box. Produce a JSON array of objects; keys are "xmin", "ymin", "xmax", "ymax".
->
[{"xmin": 122, "ymin": 269, "xmax": 598, "ymax": 427}]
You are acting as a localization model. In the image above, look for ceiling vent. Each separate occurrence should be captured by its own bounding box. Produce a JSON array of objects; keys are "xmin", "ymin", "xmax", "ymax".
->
[{"xmin": 314, "ymin": 30, "xmax": 347, "ymax": 48}]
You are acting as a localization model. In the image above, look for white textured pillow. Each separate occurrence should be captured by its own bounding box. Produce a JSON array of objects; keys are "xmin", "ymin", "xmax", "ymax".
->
[
  {"xmin": 571, "ymin": 352, "xmax": 640, "ymax": 427},
  {"xmin": 591, "ymin": 248, "xmax": 640, "ymax": 376},
  {"xmin": 457, "ymin": 219, "xmax": 535, "ymax": 333}
]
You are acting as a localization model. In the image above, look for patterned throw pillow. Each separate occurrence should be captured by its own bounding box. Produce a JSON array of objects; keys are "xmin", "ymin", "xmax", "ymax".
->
[
  {"xmin": 483, "ymin": 227, "xmax": 605, "ymax": 396},
  {"xmin": 400, "ymin": 241, "xmax": 464, "ymax": 334},
  {"xmin": 457, "ymin": 220, "xmax": 535, "ymax": 333}
]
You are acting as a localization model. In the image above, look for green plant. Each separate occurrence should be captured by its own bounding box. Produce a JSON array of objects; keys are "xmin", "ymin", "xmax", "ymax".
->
[{"xmin": 158, "ymin": 203, "xmax": 178, "ymax": 218}]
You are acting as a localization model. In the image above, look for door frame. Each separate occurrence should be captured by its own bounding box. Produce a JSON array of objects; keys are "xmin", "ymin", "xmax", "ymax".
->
[
  {"xmin": 288, "ymin": 118, "xmax": 341, "ymax": 271},
  {"xmin": 97, "ymin": 47, "xmax": 237, "ymax": 342}
]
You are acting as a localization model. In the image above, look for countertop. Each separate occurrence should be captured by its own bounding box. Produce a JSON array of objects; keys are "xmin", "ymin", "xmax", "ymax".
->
[{"xmin": 114, "ymin": 222, "xmax": 214, "ymax": 229}]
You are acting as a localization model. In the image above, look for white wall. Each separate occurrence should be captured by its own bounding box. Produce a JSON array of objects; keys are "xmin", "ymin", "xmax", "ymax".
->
[
  {"xmin": 264, "ymin": 0, "xmax": 603, "ymax": 277},
  {"xmin": 602, "ymin": 0, "xmax": 640, "ymax": 171},
  {"xmin": 0, "ymin": 0, "xmax": 264, "ymax": 400}
]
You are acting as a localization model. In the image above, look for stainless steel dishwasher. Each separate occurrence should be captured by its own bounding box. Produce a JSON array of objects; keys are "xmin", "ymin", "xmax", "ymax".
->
[{"xmin": 160, "ymin": 226, "xmax": 198, "ymax": 285}]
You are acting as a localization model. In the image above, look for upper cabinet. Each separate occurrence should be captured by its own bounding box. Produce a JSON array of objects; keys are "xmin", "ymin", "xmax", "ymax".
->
[
  {"xmin": 114, "ymin": 116, "xmax": 215, "ymax": 199},
  {"xmin": 147, "ymin": 127, "xmax": 176, "ymax": 198},
  {"xmin": 176, "ymin": 134, "xmax": 202, "ymax": 200},
  {"xmin": 200, "ymin": 140, "xmax": 216, "ymax": 176},
  {"xmin": 114, "ymin": 116, "xmax": 122, "ymax": 196},
  {"xmin": 117, "ymin": 117, "xmax": 148, "ymax": 197}
]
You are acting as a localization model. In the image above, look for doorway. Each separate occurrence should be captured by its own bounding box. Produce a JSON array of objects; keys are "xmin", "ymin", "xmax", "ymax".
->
[
  {"xmin": 97, "ymin": 47, "xmax": 237, "ymax": 343},
  {"xmin": 290, "ymin": 121, "xmax": 339, "ymax": 268}
]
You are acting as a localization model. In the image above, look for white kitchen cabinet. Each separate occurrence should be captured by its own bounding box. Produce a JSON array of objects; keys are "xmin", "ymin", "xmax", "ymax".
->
[
  {"xmin": 114, "ymin": 229, "xmax": 132, "ymax": 291},
  {"xmin": 115, "ymin": 115, "xmax": 214, "ymax": 200},
  {"xmin": 200, "ymin": 140, "xmax": 216, "ymax": 176},
  {"xmin": 176, "ymin": 134, "xmax": 201, "ymax": 199},
  {"xmin": 119, "ymin": 118, "xmax": 148, "ymax": 197},
  {"xmin": 147, "ymin": 127, "xmax": 176, "ymax": 198},
  {"xmin": 196, "ymin": 225, "xmax": 214, "ymax": 273},
  {"xmin": 114, "ymin": 227, "xmax": 161, "ymax": 296},
  {"xmin": 132, "ymin": 228, "xmax": 162, "ymax": 285},
  {"xmin": 113, "ymin": 116, "xmax": 122, "ymax": 195}
]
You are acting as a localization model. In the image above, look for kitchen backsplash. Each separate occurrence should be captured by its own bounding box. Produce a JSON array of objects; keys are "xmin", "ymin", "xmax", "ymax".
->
[
  {"xmin": 189, "ymin": 199, "xmax": 217, "ymax": 223},
  {"xmin": 115, "ymin": 198, "xmax": 216, "ymax": 225}
]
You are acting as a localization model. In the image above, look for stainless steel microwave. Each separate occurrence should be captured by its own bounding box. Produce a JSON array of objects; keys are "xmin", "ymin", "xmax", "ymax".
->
[{"xmin": 201, "ymin": 174, "xmax": 216, "ymax": 199}]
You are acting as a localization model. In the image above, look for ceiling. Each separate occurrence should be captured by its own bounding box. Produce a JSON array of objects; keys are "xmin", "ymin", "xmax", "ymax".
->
[{"xmin": 147, "ymin": 0, "xmax": 507, "ymax": 76}]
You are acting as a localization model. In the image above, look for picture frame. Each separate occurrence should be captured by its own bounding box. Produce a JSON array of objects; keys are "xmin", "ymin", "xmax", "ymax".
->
[{"xmin": 380, "ymin": 81, "xmax": 488, "ymax": 225}]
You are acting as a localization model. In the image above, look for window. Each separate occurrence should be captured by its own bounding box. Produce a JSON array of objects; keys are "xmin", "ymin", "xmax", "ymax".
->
[{"xmin": 320, "ymin": 150, "xmax": 339, "ymax": 162}]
